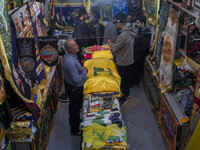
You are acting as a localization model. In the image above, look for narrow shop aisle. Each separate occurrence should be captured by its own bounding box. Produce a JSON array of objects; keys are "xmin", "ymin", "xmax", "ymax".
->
[{"xmin": 48, "ymin": 82, "xmax": 168, "ymax": 150}]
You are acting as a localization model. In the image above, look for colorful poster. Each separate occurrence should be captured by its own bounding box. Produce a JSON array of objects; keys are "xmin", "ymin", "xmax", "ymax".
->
[
  {"xmin": 38, "ymin": 37, "xmax": 58, "ymax": 67},
  {"xmin": 159, "ymin": 7, "xmax": 179, "ymax": 93},
  {"xmin": 185, "ymin": 23, "xmax": 200, "ymax": 70},
  {"xmin": 113, "ymin": 0, "xmax": 128, "ymax": 18},
  {"xmin": 143, "ymin": 0, "xmax": 160, "ymax": 26},
  {"xmin": 54, "ymin": 6, "xmax": 80, "ymax": 31}
]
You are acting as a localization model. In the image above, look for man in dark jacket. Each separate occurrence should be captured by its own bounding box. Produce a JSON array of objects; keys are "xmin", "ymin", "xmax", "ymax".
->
[
  {"xmin": 132, "ymin": 15, "xmax": 151, "ymax": 85},
  {"xmin": 109, "ymin": 12, "xmax": 136, "ymax": 104},
  {"xmin": 73, "ymin": 7, "xmax": 90, "ymax": 62}
]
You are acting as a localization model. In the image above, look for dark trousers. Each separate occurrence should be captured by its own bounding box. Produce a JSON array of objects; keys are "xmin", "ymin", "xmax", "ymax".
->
[
  {"xmin": 65, "ymin": 82, "xmax": 83, "ymax": 133},
  {"xmin": 131, "ymin": 57, "xmax": 145, "ymax": 85},
  {"xmin": 117, "ymin": 64, "xmax": 132, "ymax": 101}
]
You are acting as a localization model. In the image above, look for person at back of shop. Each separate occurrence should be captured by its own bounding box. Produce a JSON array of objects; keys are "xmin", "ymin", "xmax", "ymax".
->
[
  {"xmin": 131, "ymin": 15, "xmax": 151, "ymax": 86},
  {"xmin": 73, "ymin": 7, "xmax": 90, "ymax": 62},
  {"xmin": 63, "ymin": 38, "xmax": 88, "ymax": 136},
  {"xmin": 103, "ymin": 13, "xmax": 120, "ymax": 44},
  {"xmin": 108, "ymin": 12, "xmax": 136, "ymax": 105}
]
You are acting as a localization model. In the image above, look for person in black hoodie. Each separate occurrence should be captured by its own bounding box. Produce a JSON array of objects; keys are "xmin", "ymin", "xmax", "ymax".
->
[
  {"xmin": 132, "ymin": 15, "xmax": 151, "ymax": 86},
  {"xmin": 73, "ymin": 7, "xmax": 90, "ymax": 62}
]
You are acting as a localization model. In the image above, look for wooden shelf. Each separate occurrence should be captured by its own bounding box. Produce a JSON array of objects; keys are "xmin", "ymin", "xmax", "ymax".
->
[{"xmin": 167, "ymin": 0, "xmax": 200, "ymax": 18}]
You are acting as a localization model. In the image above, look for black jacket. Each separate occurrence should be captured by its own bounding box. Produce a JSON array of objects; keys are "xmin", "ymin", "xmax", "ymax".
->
[{"xmin": 134, "ymin": 26, "xmax": 151, "ymax": 59}]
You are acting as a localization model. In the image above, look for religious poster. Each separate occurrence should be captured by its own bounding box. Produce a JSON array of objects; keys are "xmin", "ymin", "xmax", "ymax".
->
[
  {"xmin": 54, "ymin": 5, "xmax": 81, "ymax": 31},
  {"xmin": 100, "ymin": 4, "xmax": 112, "ymax": 22},
  {"xmin": 11, "ymin": 4, "xmax": 33, "ymax": 38},
  {"xmin": 38, "ymin": 37, "xmax": 58, "ymax": 67},
  {"xmin": 159, "ymin": 7, "xmax": 179, "ymax": 93},
  {"xmin": 113, "ymin": 0, "xmax": 128, "ymax": 18},
  {"xmin": 128, "ymin": 0, "xmax": 142, "ymax": 17},
  {"xmin": 143, "ymin": 0, "xmax": 160, "ymax": 26},
  {"xmin": 155, "ymin": 1, "xmax": 170, "ymax": 71},
  {"xmin": 185, "ymin": 23, "xmax": 200, "ymax": 70}
]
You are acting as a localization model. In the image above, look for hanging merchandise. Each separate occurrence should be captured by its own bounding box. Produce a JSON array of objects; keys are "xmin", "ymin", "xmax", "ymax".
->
[
  {"xmin": 159, "ymin": 7, "xmax": 179, "ymax": 93},
  {"xmin": 185, "ymin": 23, "xmax": 200, "ymax": 70},
  {"xmin": 128, "ymin": 0, "xmax": 143, "ymax": 16},
  {"xmin": 84, "ymin": 58, "xmax": 122, "ymax": 95},
  {"xmin": 83, "ymin": 0, "xmax": 91, "ymax": 12},
  {"xmin": 142, "ymin": 0, "xmax": 160, "ymax": 26},
  {"xmin": 154, "ymin": 1, "xmax": 170, "ymax": 71},
  {"xmin": 38, "ymin": 37, "xmax": 58, "ymax": 67}
]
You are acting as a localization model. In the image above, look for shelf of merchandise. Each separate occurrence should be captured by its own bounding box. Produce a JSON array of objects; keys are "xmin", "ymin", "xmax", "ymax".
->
[{"xmin": 167, "ymin": 0, "xmax": 200, "ymax": 19}]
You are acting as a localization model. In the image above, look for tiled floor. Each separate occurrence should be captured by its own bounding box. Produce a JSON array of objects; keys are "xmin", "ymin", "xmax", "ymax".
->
[{"xmin": 48, "ymin": 82, "xmax": 169, "ymax": 150}]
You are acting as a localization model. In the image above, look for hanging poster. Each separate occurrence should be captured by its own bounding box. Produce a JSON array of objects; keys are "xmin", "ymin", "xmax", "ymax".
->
[
  {"xmin": 0, "ymin": 0, "xmax": 13, "ymax": 67},
  {"xmin": 100, "ymin": 4, "xmax": 112, "ymax": 22},
  {"xmin": 128, "ymin": 0, "xmax": 142, "ymax": 17},
  {"xmin": 54, "ymin": 5, "xmax": 81, "ymax": 31},
  {"xmin": 185, "ymin": 23, "xmax": 200, "ymax": 70},
  {"xmin": 143, "ymin": 0, "xmax": 160, "ymax": 26},
  {"xmin": 11, "ymin": 4, "xmax": 33, "ymax": 38},
  {"xmin": 38, "ymin": 37, "xmax": 58, "ymax": 67},
  {"xmin": 113, "ymin": 0, "xmax": 128, "ymax": 18},
  {"xmin": 155, "ymin": 1, "xmax": 170, "ymax": 71},
  {"xmin": 159, "ymin": 7, "xmax": 179, "ymax": 93}
]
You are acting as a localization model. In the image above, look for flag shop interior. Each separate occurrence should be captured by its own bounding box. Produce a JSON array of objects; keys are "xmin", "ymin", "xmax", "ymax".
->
[{"xmin": 0, "ymin": 0, "xmax": 200, "ymax": 150}]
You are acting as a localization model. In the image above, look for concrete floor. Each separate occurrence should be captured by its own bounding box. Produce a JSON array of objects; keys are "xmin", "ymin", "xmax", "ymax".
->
[{"xmin": 47, "ymin": 82, "xmax": 169, "ymax": 150}]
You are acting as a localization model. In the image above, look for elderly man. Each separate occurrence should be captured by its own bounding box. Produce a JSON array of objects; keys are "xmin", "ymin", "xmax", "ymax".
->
[{"xmin": 63, "ymin": 38, "xmax": 88, "ymax": 135}]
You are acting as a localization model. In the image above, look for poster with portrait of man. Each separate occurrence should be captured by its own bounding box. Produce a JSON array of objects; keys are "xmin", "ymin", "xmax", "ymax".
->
[
  {"xmin": 11, "ymin": 4, "xmax": 32, "ymax": 37},
  {"xmin": 159, "ymin": 7, "xmax": 179, "ymax": 93}
]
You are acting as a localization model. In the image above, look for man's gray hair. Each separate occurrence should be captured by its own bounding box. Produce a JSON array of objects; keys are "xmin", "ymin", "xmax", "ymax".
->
[{"xmin": 64, "ymin": 38, "xmax": 75, "ymax": 52}]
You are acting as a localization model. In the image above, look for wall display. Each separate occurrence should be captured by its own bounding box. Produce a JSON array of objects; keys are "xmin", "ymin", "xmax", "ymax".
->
[
  {"xmin": 142, "ymin": 0, "xmax": 160, "ymax": 26},
  {"xmin": 154, "ymin": 1, "xmax": 170, "ymax": 71},
  {"xmin": 185, "ymin": 23, "xmax": 200, "ymax": 70},
  {"xmin": 38, "ymin": 37, "xmax": 58, "ymax": 67},
  {"xmin": 113, "ymin": 0, "xmax": 128, "ymax": 18},
  {"xmin": 128, "ymin": 0, "xmax": 142, "ymax": 16},
  {"xmin": 100, "ymin": 4, "xmax": 112, "ymax": 22},
  {"xmin": 0, "ymin": 0, "xmax": 13, "ymax": 67},
  {"xmin": 54, "ymin": 5, "xmax": 81, "ymax": 31},
  {"xmin": 159, "ymin": 7, "xmax": 179, "ymax": 93},
  {"xmin": 159, "ymin": 94, "xmax": 178, "ymax": 150}
]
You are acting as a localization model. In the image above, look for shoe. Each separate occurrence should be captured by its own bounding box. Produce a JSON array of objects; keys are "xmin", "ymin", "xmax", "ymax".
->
[
  {"xmin": 71, "ymin": 130, "xmax": 82, "ymax": 136},
  {"xmin": 59, "ymin": 93, "xmax": 70, "ymax": 102}
]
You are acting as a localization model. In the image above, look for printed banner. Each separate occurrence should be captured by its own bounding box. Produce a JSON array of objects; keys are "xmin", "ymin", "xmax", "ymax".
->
[
  {"xmin": 143, "ymin": 0, "xmax": 160, "ymax": 26},
  {"xmin": 159, "ymin": 7, "xmax": 179, "ymax": 93},
  {"xmin": 185, "ymin": 23, "xmax": 200, "ymax": 70},
  {"xmin": 38, "ymin": 37, "xmax": 58, "ymax": 67},
  {"xmin": 113, "ymin": 0, "xmax": 128, "ymax": 18},
  {"xmin": 155, "ymin": 1, "xmax": 170, "ymax": 71}
]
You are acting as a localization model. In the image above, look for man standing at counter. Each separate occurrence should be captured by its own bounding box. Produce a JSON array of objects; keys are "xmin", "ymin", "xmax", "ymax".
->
[
  {"xmin": 63, "ymin": 38, "xmax": 88, "ymax": 135},
  {"xmin": 108, "ymin": 12, "xmax": 136, "ymax": 105}
]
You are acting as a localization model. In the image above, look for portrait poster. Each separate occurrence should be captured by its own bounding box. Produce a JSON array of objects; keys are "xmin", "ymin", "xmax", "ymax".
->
[
  {"xmin": 128, "ymin": 0, "xmax": 143, "ymax": 17},
  {"xmin": 159, "ymin": 7, "xmax": 179, "ymax": 93},
  {"xmin": 0, "ymin": 0, "xmax": 13, "ymax": 67},
  {"xmin": 113, "ymin": 0, "xmax": 128, "ymax": 18},
  {"xmin": 185, "ymin": 23, "xmax": 200, "ymax": 70},
  {"xmin": 143, "ymin": 0, "xmax": 160, "ymax": 26},
  {"xmin": 38, "ymin": 37, "xmax": 58, "ymax": 67},
  {"xmin": 54, "ymin": 5, "xmax": 80, "ymax": 31}
]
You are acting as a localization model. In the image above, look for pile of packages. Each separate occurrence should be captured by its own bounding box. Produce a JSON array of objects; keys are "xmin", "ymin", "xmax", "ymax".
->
[{"xmin": 81, "ymin": 45, "xmax": 128, "ymax": 150}]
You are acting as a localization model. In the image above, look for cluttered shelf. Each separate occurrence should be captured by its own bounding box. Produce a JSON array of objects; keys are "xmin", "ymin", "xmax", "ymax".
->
[{"xmin": 167, "ymin": 0, "xmax": 200, "ymax": 18}]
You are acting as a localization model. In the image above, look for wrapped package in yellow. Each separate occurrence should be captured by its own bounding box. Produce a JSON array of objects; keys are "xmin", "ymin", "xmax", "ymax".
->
[
  {"xmin": 84, "ymin": 58, "xmax": 122, "ymax": 95},
  {"xmin": 92, "ymin": 50, "xmax": 113, "ymax": 59}
]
